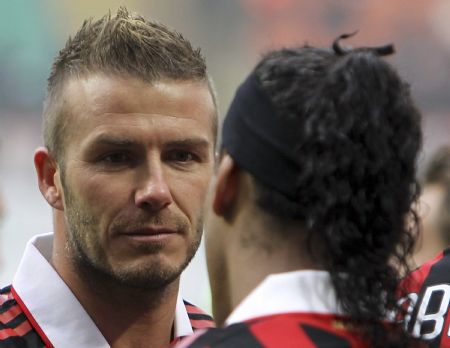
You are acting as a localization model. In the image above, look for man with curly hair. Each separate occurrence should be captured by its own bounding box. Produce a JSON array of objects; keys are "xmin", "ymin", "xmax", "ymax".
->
[
  {"xmin": 179, "ymin": 35, "xmax": 423, "ymax": 347},
  {"xmin": 0, "ymin": 7, "xmax": 216, "ymax": 348}
]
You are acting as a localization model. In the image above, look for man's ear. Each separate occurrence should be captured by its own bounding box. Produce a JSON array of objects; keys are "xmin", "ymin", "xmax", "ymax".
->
[
  {"xmin": 34, "ymin": 147, "xmax": 64, "ymax": 211},
  {"xmin": 213, "ymin": 154, "xmax": 240, "ymax": 217}
]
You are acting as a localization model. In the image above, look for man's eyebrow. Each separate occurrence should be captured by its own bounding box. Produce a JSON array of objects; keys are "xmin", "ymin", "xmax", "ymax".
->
[
  {"xmin": 165, "ymin": 138, "xmax": 211, "ymax": 148},
  {"xmin": 90, "ymin": 135, "xmax": 138, "ymax": 147},
  {"xmin": 88, "ymin": 136, "xmax": 211, "ymax": 148}
]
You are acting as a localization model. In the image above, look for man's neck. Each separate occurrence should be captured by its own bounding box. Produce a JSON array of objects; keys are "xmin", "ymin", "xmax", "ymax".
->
[
  {"xmin": 227, "ymin": 209, "xmax": 318, "ymax": 313},
  {"xmin": 52, "ymin": 249, "xmax": 179, "ymax": 348},
  {"xmin": 86, "ymin": 279, "xmax": 179, "ymax": 348}
]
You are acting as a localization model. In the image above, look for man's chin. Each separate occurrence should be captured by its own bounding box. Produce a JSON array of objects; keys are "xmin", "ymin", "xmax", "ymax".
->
[{"xmin": 112, "ymin": 265, "xmax": 182, "ymax": 290}]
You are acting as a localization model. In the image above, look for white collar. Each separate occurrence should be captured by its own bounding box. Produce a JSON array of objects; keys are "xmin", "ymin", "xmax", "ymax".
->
[
  {"xmin": 12, "ymin": 233, "xmax": 193, "ymax": 348},
  {"xmin": 226, "ymin": 270, "xmax": 343, "ymax": 325}
]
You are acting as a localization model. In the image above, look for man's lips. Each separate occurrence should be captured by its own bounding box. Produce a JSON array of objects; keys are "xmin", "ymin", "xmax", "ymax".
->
[{"xmin": 118, "ymin": 227, "xmax": 179, "ymax": 237}]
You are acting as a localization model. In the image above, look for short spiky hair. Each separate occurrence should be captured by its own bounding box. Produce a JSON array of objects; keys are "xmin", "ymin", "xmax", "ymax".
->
[{"xmin": 43, "ymin": 7, "xmax": 215, "ymax": 162}]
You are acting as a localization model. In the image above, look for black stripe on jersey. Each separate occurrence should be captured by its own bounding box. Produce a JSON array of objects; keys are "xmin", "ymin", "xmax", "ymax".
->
[
  {"xmin": 187, "ymin": 324, "xmax": 263, "ymax": 348},
  {"xmin": 0, "ymin": 300, "xmax": 17, "ymax": 315},
  {"xmin": 302, "ymin": 324, "xmax": 352, "ymax": 348},
  {"xmin": 183, "ymin": 299, "xmax": 214, "ymax": 325},
  {"xmin": 0, "ymin": 285, "xmax": 15, "ymax": 315},
  {"xmin": 0, "ymin": 313, "xmax": 28, "ymax": 330},
  {"xmin": 187, "ymin": 313, "xmax": 214, "ymax": 321},
  {"xmin": 183, "ymin": 300, "xmax": 196, "ymax": 307},
  {"xmin": 0, "ymin": 331, "xmax": 46, "ymax": 348},
  {"xmin": 0, "ymin": 285, "xmax": 12, "ymax": 294}
]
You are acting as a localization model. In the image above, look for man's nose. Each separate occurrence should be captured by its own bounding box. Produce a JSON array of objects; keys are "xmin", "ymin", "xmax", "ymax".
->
[{"xmin": 134, "ymin": 163, "xmax": 173, "ymax": 211}]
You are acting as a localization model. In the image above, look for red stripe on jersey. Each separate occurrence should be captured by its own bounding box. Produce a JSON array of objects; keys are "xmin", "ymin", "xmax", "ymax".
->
[
  {"xmin": 11, "ymin": 286, "xmax": 54, "ymax": 348},
  {"xmin": 185, "ymin": 304, "xmax": 208, "ymax": 315},
  {"xmin": 249, "ymin": 314, "xmax": 316, "ymax": 348},
  {"xmin": 184, "ymin": 300, "xmax": 215, "ymax": 330},
  {"xmin": 0, "ymin": 319, "xmax": 33, "ymax": 339},
  {"xmin": 189, "ymin": 319, "xmax": 216, "ymax": 330},
  {"xmin": 0, "ymin": 303, "xmax": 22, "ymax": 323},
  {"xmin": 245, "ymin": 312, "xmax": 369, "ymax": 348}
]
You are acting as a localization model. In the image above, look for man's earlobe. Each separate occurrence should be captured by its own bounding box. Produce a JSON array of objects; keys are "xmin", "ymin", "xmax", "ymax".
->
[
  {"xmin": 213, "ymin": 155, "xmax": 239, "ymax": 217},
  {"xmin": 34, "ymin": 147, "xmax": 64, "ymax": 211}
]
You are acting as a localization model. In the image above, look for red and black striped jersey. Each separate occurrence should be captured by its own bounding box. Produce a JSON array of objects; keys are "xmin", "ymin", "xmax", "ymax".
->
[
  {"xmin": 399, "ymin": 248, "xmax": 450, "ymax": 347},
  {"xmin": 178, "ymin": 312, "xmax": 369, "ymax": 348},
  {"xmin": 0, "ymin": 285, "xmax": 44, "ymax": 347},
  {"xmin": 183, "ymin": 301, "xmax": 216, "ymax": 331},
  {"xmin": 0, "ymin": 285, "xmax": 214, "ymax": 348}
]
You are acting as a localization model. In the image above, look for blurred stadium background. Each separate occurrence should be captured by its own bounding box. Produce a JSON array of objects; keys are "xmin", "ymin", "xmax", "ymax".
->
[{"xmin": 1, "ymin": 0, "xmax": 449, "ymax": 313}]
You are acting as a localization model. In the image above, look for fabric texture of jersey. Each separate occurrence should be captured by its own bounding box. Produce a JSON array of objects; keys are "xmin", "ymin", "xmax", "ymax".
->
[
  {"xmin": 0, "ymin": 286, "xmax": 213, "ymax": 348},
  {"xmin": 0, "ymin": 285, "xmax": 43, "ymax": 347},
  {"xmin": 399, "ymin": 248, "xmax": 450, "ymax": 347},
  {"xmin": 177, "ymin": 271, "xmax": 369, "ymax": 348},
  {"xmin": 180, "ymin": 312, "xmax": 368, "ymax": 348},
  {"xmin": 0, "ymin": 233, "xmax": 214, "ymax": 348}
]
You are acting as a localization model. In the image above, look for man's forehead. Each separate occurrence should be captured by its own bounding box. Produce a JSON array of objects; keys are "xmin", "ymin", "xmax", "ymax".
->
[
  {"xmin": 58, "ymin": 75, "xmax": 216, "ymax": 152},
  {"xmin": 83, "ymin": 114, "xmax": 214, "ymax": 143},
  {"xmin": 62, "ymin": 74, "xmax": 216, "ymax": 119}
]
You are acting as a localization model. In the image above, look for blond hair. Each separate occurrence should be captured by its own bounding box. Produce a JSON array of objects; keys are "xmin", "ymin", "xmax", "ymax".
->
[{"xmin": 43, "ymin": 7, "xmax": 216, "ymax": 162}]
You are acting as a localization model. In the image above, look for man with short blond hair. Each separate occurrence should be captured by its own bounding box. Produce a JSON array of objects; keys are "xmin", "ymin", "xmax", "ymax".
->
[{"xmin": 0, "ymin": 7, "xmax": 216, "ymax": 347}]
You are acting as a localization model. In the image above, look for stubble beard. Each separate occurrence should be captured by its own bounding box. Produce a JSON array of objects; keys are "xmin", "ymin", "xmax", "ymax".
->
[{"xmin": 61, "ymin": 175, "xmax": 203, "ymax": 292}]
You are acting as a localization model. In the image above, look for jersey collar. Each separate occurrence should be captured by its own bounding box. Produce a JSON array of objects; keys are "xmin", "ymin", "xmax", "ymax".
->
[
  {"xmin": 226, "ymin": 270, "xmax": 343, "ymax": 325},
  {"xmin": 12, "ymin": 233, "xmax": 193, "ymax": 347}
]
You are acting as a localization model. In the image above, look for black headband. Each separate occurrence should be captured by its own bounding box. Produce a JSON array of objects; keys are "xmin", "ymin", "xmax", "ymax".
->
[
  {"xmin": 222, "ymin": 35, "xmax": 395, "ymax": 200},
  {"xmin": 221, "ymin": 73, "xmax": 300, "ymax": 199}
]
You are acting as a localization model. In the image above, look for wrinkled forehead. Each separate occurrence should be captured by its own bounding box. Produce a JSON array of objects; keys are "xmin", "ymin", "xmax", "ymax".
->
[
  {"xmin": 66, "ymin": 75, "xmax": 213, "ymax": 113},
  {"xmin": 61, "ymin": 74, "xmax": 214, "ymax": 129}
]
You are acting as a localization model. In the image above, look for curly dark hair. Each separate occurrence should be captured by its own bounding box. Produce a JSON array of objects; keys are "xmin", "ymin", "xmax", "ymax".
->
[{"xmin": 251, "ymin": 44, "xmax": 422, "ymax": 346}]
